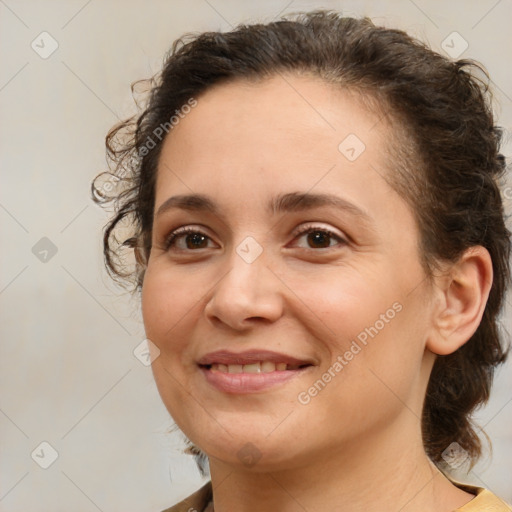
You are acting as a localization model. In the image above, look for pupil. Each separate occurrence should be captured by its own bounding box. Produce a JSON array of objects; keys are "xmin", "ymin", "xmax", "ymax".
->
[
  {"xmin": 307, "ymin": 231, "xmax": 330, "ymax": 248},
  {"xmin": 186, "ymin": 233, "xmax": 207, "ymax": 249}
]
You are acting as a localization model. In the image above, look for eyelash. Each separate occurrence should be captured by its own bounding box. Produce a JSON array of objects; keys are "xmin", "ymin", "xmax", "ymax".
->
[
  {"xmin": 163, "ymin": 225, "xmax": 347, "ymax": 251},
  {"xmin": 164, "ymin": 226, "xmax": 210, "ymax": 250}
]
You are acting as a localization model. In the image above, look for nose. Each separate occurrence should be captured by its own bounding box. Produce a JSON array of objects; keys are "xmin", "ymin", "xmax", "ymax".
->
[{"xmin": 204, "ymin": 249, "xmax": 284, "ymax": 331}]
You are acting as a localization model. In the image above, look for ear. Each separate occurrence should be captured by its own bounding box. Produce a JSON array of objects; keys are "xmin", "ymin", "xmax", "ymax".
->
[
  {"xmin": 134, "ymin": 238, "xmax": 149, "ymax": 288},
  {"xmin": 426, "ymin": 246, "xmax": 493, "ymax": 356},
  {"xmin": 126, "ymin": 233, "xmax": 149, "ymax": 267},
  {"xmin": 134, "ymin": 244, "xmax": 147, "ymax": 267}
]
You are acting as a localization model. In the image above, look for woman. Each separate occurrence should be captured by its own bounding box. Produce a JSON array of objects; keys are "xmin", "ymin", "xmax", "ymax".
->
[{"xmin": 94, "ymin": 10, "xmax": 511, "ymax": 511}]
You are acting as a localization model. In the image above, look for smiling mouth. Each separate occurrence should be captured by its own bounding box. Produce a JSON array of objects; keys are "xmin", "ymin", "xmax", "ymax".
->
[
  {"xmin": 201, "ymin": 362, "xmax": 313, "ymax": 374},
  {"xmin": 197, "ymin": 350, "xmax": 316, "ymax": 393}
]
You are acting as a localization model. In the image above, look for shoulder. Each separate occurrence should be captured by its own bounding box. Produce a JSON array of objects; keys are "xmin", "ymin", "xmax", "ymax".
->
[
  {"xmin": 160, "ymin": 481, "xmax": 213, "ymax": 512},
  {"xmin": 452, "ymin": 480, "xmax": 511, "ymax": 511}
]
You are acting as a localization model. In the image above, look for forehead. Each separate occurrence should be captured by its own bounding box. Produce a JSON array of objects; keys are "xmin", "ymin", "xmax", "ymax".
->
[
  {"xmin": 179, "ymin": 74, "xmax": 384, "ymax": 139},
  {"xmin": 156, "ymin": 74, "xmax": 394, "ymax": 190}
]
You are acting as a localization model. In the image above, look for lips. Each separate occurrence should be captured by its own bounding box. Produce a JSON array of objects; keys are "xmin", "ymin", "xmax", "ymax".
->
[
  {"xmin": 197, "ymin": 349, "xmax": 314, "ymax": 368},
  {"xmin": 197, "ymin": 350, "xmax": 315, "ymax": 393}
]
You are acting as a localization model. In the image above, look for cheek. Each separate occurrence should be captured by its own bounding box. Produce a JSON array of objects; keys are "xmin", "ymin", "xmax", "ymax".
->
[
  {"xmin": 141, "ymin": 261, "xmax": 207, "ymax": 343},
  {"xmin": 281, "ymin": 263, "xmax": 400, "ymax": 352},
  {"xmin": 285, "ymin": 266, "xmax": 425, "ymax": 402},
  {"xmin": 314, "ymin": 291, "xmax": 427, "ymax": 427},
  {"xmin": 141, "ymin": 265, "xmax": 203, "ymax": 420}
]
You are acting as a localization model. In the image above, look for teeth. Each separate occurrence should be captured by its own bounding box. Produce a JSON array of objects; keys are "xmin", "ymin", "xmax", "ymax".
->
[
  {"xmin": 243, "ymin": 363, "xmax": 261, "ymax": 373},
  {"xmin": 209, "ymin": 361, "xmax": 303, "ymax": 374},
  {"xmin": 261, "ymin": 361, "xmax": 276, "ymax": 373}
]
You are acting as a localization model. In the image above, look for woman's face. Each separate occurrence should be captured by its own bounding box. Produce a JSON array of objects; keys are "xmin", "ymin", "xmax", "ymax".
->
[{"xmin": 142, "ymin": 74, "xmax": 436, "ymax": 470}]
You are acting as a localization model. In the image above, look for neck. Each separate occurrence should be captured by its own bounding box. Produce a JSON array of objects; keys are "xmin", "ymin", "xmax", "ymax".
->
[{"xmin": 207, "ymin": 414, "xmax": 474, "ymax": 512}]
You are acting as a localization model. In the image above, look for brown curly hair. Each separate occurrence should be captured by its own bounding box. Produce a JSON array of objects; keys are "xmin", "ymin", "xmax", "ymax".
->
[{"xmin": 93, "ymin": 10, "xmax": 511, "ymax": 468}]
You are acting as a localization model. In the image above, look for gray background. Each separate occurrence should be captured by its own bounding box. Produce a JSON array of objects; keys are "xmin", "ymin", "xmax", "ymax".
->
[{"xmin": 1, "ymin": 0, "xmax": 511, "ymax": 510}]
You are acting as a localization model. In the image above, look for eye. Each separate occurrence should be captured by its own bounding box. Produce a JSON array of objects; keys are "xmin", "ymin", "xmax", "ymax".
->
[
  {"xmin": 290, "ymin": 225, "xmax": 347, "ymax": 249},
  {"xmin": 164, "ymin": 226, "xmax": 217, "ymax": 251}
]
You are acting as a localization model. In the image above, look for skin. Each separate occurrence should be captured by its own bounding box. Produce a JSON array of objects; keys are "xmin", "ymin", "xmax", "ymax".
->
[{"xmin": 141, "ymin": 74, "xmax": 492, "ymax": 511}]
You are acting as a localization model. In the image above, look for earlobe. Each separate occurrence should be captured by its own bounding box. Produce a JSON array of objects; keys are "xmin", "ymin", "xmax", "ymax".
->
[{"xmin": 426, "ymin": 246, "xmax": 493, "ymax": 356}]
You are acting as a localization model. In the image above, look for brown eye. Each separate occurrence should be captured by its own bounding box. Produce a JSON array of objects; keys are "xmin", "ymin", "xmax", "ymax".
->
[
  {"xmin": 306, "ymin": 230, "xmax": 332, "ymax": 248},
  {"xmin": 164, "ymin": 227, "xmax": 217, "ymax": 251},
  {"xmin": 291, "ymin": 226, "xmax": 347, "ymax": 250},
  {"xmin": 185, "ymin": 233, "xmax": 208, "ymax": 249}
]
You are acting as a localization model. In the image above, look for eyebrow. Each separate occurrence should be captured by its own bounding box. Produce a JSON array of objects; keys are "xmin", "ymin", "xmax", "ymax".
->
[{"xmin": 155, "ymin": 191, "xmax": 374, "ymax": 227}]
